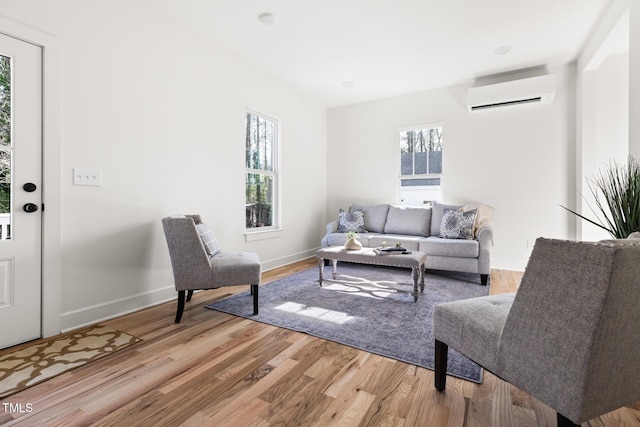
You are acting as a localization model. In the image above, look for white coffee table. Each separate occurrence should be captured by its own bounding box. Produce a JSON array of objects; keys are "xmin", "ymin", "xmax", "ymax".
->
[{"xmin": 316, "ymin": 246, "xmax": 427, "ymax": 302}]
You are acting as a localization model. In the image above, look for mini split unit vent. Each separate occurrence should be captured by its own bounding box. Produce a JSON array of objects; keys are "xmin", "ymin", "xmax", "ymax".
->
[{"xmin": 467, "ymin": 74, "xmax": 556, "ymax": 112}]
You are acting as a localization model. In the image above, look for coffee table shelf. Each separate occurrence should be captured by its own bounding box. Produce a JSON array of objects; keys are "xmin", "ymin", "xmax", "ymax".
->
[{"xmin": 316, "ymin": 246, "xmax": 427, "ymax": 302}]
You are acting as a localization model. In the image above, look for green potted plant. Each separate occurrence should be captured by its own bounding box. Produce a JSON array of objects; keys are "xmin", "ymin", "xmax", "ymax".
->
[
  {"xmin": 561, "ymin": 156, "xmax": 640, "ymax": 239},
  {"xmin": 344, "ymin": 230, "xmax": 363, "ymax": 250}
]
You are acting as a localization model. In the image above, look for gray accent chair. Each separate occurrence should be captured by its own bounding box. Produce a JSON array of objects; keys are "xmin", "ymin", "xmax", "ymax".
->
[
  {"xmin": 162, "ymin": 214, "xmax": 261, "ymax": 323},
  {"xmin": 433, "ymin": 237, "xmax": 640, "ymax": 427}
]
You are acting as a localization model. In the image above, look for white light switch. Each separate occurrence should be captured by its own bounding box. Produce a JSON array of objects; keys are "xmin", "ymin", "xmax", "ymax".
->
[{"xmin": 73, "ymin": 168, "xmax": 102, "ymax": 186}]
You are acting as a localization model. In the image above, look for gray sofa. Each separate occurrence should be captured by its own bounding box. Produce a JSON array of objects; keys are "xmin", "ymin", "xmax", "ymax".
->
[{"xmin": 321, "ymin": 202, "xmax": 493, "ymax": 285}]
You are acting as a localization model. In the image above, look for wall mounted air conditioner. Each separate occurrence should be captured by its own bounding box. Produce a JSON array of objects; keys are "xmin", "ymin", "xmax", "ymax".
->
[{"xmin": 467, "ymin": 74, "xmax": 556, "ymax": 112}]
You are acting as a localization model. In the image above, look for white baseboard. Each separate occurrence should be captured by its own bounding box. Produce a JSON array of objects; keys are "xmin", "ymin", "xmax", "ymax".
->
[
  {"xmin": 60, "ymin": 248, "xmax": 320, "ymax": 332},
  {"xmin": 261, "ymin": 247, "xmax": 319, "ymax": 272},
  {"xmin": 60, "ymin": 286, "xmax": 177, "ymax": 332}
]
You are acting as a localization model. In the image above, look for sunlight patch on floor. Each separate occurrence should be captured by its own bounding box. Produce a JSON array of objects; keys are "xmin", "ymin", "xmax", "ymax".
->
[
  {"xmin": 274, "ymin": 302, "xmax": 354, "ymax": 324},
  {"xmin": 323, "ymin": 283, "xmax": 398, "ymax": 299}
]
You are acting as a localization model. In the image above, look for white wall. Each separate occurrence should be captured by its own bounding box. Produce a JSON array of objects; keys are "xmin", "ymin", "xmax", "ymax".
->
[
  {"xmin": 583, "ymin": 53, "xmax": 629, "ymax": 241},
  {"xmin": 631, "ymin": 1, "xmax": 640, "ymax": 156},
  {"xmin": 577, "ymin": 0, "xmax": 632, "ymax": 241},
  {"xmin": 595, "ymin": 54, "xmax": 629, "ymax": 165},
  {"xmin": 578, "ymin": 53, "xmax": 630, "ymax": 242},
  {"xmin": 0, "ymin": 0, "xmax": 327, "ymax": 330},
  {"xmin": 327, "ymin": 64, "xmax": 576, "ymax": 271}
]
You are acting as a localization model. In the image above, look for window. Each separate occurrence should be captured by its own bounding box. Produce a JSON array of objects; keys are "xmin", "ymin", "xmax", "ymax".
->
[
  {"xmin": 0, "ymin": 54, "xmax": 11, "ymax": 239},
  {"xmin": 398, "ymin": 124, "xmax": 443, "ymax": 206},
  {"xmin": 245, "ymin": 109, "xmax": 279, "ymax": 231}
]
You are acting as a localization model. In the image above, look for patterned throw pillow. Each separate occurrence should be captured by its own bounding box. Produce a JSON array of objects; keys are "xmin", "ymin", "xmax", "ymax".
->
[
  {"xmin": 439, "ymin": 209, "xmax": 477, "ymax": 239},
  {"xmin": 337, "ymin": 209, "xmax": 368, "ymax": 233},
  {"xmin": 196, "ymin": 223, "xmax": 222, "ymax": 256}
]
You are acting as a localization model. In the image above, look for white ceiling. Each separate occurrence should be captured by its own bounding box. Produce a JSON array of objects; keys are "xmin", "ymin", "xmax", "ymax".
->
[{"xmin": 146, "ymin": 0, "xmax": 614, "ymax": 108}]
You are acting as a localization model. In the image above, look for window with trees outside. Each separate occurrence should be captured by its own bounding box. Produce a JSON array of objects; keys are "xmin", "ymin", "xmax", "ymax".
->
[
  {"xmin": 245, "ymin": 109, "xmax": 278, "ymax": 230},
  {"xmin": 0, "ymin": 54, "xmax": 11, "ymax": 239},
  {"xmin": 398, "ymin": 124, "xmax": 443, "ymax": 206}
]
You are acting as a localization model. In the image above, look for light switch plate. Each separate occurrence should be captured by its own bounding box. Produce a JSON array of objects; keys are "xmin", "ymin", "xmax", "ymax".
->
[{"xmin": 73, "ymin": 168, "xmax": 102, "ymax": 186}]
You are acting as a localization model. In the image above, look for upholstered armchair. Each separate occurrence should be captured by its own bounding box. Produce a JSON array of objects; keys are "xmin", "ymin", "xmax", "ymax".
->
[
  {"xmin": 433, "ymin": 237, "xmax": 640, "ymax": 426},
  {"xmin": 162, "ymin": 214, "xmax": 261, "ymax": 323}
]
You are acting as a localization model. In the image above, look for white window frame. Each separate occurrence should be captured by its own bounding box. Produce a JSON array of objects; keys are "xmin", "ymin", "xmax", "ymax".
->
[
  {"xmin": 244, "ymin": 108, "xmax": 282, "ymax": 241},
  {"xmin": 396, "ymin": 123, "xmax": 443, "ymax": 206}
]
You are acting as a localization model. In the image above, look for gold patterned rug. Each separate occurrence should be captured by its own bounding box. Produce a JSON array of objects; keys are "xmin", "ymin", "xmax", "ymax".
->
[{"xmin": 0, "ymin": 325, "xmax": 141, "ymax": 398}]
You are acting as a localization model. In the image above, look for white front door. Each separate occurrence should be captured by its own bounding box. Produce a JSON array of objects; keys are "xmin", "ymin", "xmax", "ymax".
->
[{"xmin": 0, "ymin": 33, "xmax": 43, "ymax": 349}]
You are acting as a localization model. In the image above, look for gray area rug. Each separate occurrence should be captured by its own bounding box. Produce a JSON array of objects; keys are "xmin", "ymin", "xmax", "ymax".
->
[{"xmin": 206, "ymin": 263, "xmax": 489, "ymax": 383}]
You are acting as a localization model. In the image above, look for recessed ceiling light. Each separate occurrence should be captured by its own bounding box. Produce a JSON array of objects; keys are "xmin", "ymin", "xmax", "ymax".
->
[
  {"xmin": 341, "ymin": 81, "xmax": 355, "ymax": 89},
  {"xmin": 258, "ymin": 12, "xmax": 278, "ymax": 26},
  {"xmin": 494, "ymin": 45, "xmax": 512, "ymax": 55}
]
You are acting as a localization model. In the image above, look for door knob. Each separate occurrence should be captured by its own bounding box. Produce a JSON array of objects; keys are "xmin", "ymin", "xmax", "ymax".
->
[{"xmin": 23, "ymin": 203, "xmax": 39, "ymax": 213}]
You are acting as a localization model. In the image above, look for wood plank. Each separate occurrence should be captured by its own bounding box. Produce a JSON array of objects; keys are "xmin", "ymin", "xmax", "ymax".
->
[{"xmin": 1, "ymin": 258, "xmax": 638, "ymax": 426}]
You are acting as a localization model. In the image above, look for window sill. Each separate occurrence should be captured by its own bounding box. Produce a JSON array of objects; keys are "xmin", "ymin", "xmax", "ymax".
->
[{"xmin": 244, "ymin": 228, "xmax": 283, "ymax": 242}]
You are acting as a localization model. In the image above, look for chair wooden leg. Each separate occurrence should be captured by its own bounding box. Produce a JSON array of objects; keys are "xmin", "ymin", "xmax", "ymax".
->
[
  {"xmin": 175, "ymin": 290, "xmax": 186, "ymax": 324},
  {"xmin": 557, "ymin": 413, "xmax": 580, "ymax": 427},
  {"xmin": 186, "ymin": 290, "xmax": 194, "ymax": 301},
  {"xmin": 435, "ymin": 339, "xmax": 448, "ymax": 391},
  {"xmin": 480, "ymin": 274, "xmax": 488, "ymax": 286},
  {"xmin": 252, "ymin": 284, "xmax": 258, "ymax": 315}
]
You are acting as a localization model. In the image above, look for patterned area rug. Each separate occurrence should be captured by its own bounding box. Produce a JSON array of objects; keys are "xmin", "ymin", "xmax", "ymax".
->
[
  {"xmin": 207, "ymin": 264, "xmax": 489, "ymax": 383},
  {"xmin": 0, "ymin": 325, "xmax": 141, "ymax": 398}
]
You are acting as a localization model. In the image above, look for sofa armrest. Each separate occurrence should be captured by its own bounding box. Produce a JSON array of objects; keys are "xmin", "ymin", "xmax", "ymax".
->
[
  {"xmin": 321, "ymin": 220, "xmax": 340, "ymax": 248},
  {"xmin": 476, "ymin": 225, "xmax": 493, "ymax": 245},
  {"xmin": 476, "ymin": 225, "xmax": 493, "ymax": 275},
  {"xmin": 326, "ymin": 219, "xmax": 339, "ymax": 234}
]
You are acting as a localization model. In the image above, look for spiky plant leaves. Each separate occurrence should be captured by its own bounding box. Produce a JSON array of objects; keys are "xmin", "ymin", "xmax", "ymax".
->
[{"xmin": 561, "ymin": 156, "xmax": 640, "ymax": 239}]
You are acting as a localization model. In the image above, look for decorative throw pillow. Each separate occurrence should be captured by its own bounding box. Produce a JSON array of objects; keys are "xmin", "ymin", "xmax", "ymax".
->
[
  {"xmin": 337, "ymin": 209, "xmax": 367, "ymax": 233},
  {"xmin": 196, "ymin": 223, "xmax": 222, "ymax": 256},
  {"xmin": 430, "ymin": 202, "xmax": 462, "ymax": 236},
  {"xmin": 439, "ymin": 209, "xmax": 477, "ymax": 239}
]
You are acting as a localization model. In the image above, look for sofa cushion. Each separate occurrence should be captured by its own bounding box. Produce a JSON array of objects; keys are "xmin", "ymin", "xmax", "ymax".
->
[
  {"xmin": 383, "ymin": 205, "xmax": 431, "ymax": 237},
  {"xmin": 440, "ymin": 209, "xmax": 477, "ymax": 239},
  {"xmin": 351, "ymin": 204, "xmax": 390, "ymax": 233},
  {"xmin": 421, "ymin": 236, "xmax": 479, "ymax": 258},
  {"xmin": 431, "ymin": 202, "xmax": 462, "ymax": 236},
  {"xmin": 195, "ymin": 223, "xmax": 222, "ymax": 256},
  {"xmin": 433, "ymin": 293, "xmax": 515, "ymax": 373},
  {"xmin": 337, "ymin": 209, "xmax": 367, "ymax": 233}
]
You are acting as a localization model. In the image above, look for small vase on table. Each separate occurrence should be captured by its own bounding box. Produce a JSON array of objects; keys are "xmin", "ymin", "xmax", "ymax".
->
[{"xmin": 344, "ymin": 231, "xmax": 362, "ymax": 250}]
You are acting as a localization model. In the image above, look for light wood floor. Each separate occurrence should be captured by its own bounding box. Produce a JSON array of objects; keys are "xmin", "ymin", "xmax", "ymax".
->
[{"xmin": 1, "ymin": 259, "xmax": 639, "ymax": 426}]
